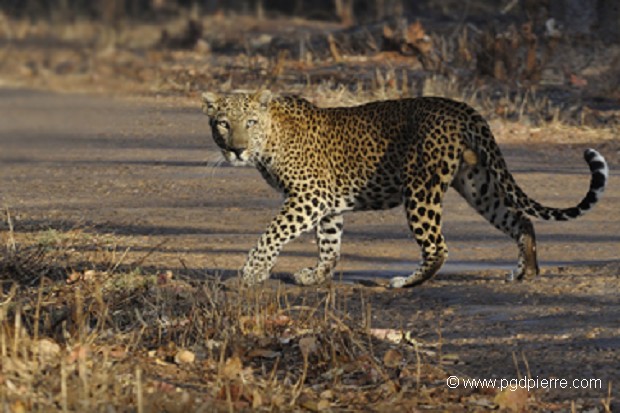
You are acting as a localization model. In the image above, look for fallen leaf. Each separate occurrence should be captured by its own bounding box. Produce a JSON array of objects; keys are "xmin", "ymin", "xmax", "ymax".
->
[
  {"xmin": 469, "ymin": 397, "xmax": 496, "ymax": 408},
  {"xmin": 151, "ymin": 380, "xmax": 176, "ymax": 393},
  {"xmin": 206, "ymin": 339, "xmax": 221, "ymax": 350},
  {"xmin": 82, "ymin": 269, "xmax": 99, "ymax": 281},
  {"xmin": 174, "ymin": 349, "xmax": 196, "ymax": 365},
  {"xmin": 155, "ymin": 358, "xmax": 172, "ymax": 366},
  {"xmin": 251, "ymin": 389, "xmax": 263, "ymax": 409},
  {"xmin": 494, "ymin": 387, "xmax": 528, "ymax": 412},
  {"xmin": 407, "ymin": 20, "xmax": 427, "ymax": 43},
  {"xmin": 298, "ymin": 395, "xmax": 330, "ymax": 412},
  {"xmin": 9, "ymin": 400, "xmax": 27, "ymax": 413},
  {"xmin": 217, "ymin": 382, "xmax": 247, "ymax": 403},
  {"xmin": 37, "ymin": 338, "xmax": 61, "ymax": 361},
  {"xmin": 157, "ymin": 270, "xmax": 173, "ymax": 285},
  {"xmin": 441, "ymin": 353, "xmax": 461, "ymax": 364},
  {"xmin": 569, "ymin": 73, "xmax": 588, "ymax": 88},
  {"xmin": 383, "ymin": 25, "xmax": 394, "ymax": 40},
  {"xmin": 264, "ymin": 314, "xmax": 291, "ymax": 328},
  {"xmin": 383, "ymin": 349, "xmax": 403, "ymax": 368},
  {"xmin": 66, "ymin": 271, "xmax": 82, "ymax": 284},
  {"xmin": 239, "ymin": 315, "xmax": 259, "ymax": 334},
  {"xmin": 106, "ymin": 345, "xmax": 128, "ymax": 359},
  {"xmin": 222, "ymin": 355, "xmax": 243, "ymax": 379},
  {"xmin": 370, "ymin": 328, "xmax": 403, "ymax": 343},
  {"xmin": 381, "ymin": 380, "xmax": 400, "ymax": 394},
  {"xmin": 66, "ymin": 344, "xmax": 90, "ymax": 364},
  {"xmin": 299, "ymin": 336, "xmax": 319, "ymax": 358},
  {"xmin": 270, "ymin": 394, "xmax": 285, "ymax": 408},
  {"xmin": 319, "ymin": 389, "xmax": 334, "ymax": 400},
  {"xmin": 247, "ymin": 348, "xmax": 280, "ymax": 359},
  {"xmin": 317, "ymin": 399, "xmax": 331, "ymax": 411}
]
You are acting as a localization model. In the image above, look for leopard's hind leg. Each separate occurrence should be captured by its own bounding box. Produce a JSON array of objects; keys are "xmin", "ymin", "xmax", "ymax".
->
[
  {"xmin": 451, "ymin": 156, "xmax": 539, "ymax": 281},
  {"xmin": 389, "ymin": 139, "xmax": 460, "ymax": 289}
]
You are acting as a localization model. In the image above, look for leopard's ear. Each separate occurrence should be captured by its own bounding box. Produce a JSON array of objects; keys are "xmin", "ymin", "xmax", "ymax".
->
[
  {"xmin": 254, "ymin": 89, "xmax": 272, "ymax": 108},
  {"xmin": 201, "ymin": 92, "xmax": 219, "ymax": 117}
]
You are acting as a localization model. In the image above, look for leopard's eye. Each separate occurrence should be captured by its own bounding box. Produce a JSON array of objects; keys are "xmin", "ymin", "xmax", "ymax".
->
[
  {"xmin": 246, "ymin": 119, "xmax": 258, "ymax": 128},
  {"xmin": 217, "ymin": 120, "xmax": 229, "ymax": 129}
]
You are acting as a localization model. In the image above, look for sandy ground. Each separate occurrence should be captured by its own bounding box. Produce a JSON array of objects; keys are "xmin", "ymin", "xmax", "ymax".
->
[{"xmin": 1, "ymin": 87, "xmax": 619, "ymax": 405}]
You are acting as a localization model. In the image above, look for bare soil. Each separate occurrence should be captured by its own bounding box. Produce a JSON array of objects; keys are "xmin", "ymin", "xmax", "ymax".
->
[{"xmin": 1, "ymin": 87, "xmax": 619, "ymax": 410}]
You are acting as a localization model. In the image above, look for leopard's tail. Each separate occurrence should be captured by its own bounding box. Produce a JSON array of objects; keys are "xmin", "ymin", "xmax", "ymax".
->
[{"xmin": 515, "ymin": 149, "xmax": 608, "ymax": 221}]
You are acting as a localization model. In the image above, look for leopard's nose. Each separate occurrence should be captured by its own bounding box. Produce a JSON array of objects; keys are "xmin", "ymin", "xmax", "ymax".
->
[{"xmin": 230, "ymin": 147, "xmax": 245, "ymax": 159}]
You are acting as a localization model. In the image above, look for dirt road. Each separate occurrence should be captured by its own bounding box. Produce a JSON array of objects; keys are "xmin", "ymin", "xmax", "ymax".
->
[{"xmin": 1, "ymin": 88, "xmax": 619, "ymax": 406}]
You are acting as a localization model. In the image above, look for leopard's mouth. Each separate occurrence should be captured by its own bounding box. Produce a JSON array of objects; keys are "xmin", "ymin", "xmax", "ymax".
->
[{"xmin": 223, "ymin": 147, "xmax": 251, "ymax": 166}]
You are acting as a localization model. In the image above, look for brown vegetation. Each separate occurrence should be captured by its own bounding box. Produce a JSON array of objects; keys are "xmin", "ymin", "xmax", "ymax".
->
[
  {"xmin": 0, "ymin": 218, "xmax": 513, "ymax": 412},
  {"xmin": 1, "ymin": 1, "xmax": 619, "ymax": 125}
]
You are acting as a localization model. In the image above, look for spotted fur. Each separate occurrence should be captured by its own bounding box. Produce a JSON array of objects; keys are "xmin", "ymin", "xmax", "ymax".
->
[{"xmin": 201, "ymin": 91, "xmax": 608, "ymax": 288}]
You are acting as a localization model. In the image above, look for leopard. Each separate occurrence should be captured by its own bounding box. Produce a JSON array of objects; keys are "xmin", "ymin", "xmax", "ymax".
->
[{"xmin": 201, "ymin": 90, "xmax": 608, "ymax": 288}]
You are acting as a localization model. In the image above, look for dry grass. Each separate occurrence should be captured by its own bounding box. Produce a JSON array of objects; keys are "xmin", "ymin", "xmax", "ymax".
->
[
  {"xmin": 3, "ymin": 217, "xmax": 613, "ymax": 411},
  {"xmin": 2, "ymin": 211, "xmax": 472, "ymax": 412},
  {"xmin": 2, "ymin": 14, "xmax": 618, "ymax": 132}
]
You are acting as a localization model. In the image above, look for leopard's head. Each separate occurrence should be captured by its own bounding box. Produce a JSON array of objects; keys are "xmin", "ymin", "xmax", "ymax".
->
[{"xmin": 201, "ymin": 90, "xmax": 272, "ymax": 166}]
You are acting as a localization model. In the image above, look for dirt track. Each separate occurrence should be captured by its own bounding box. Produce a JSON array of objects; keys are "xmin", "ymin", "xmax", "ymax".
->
[{"xmin": 1, "ymin": 88, "xmax": 619, "ymax": 405}]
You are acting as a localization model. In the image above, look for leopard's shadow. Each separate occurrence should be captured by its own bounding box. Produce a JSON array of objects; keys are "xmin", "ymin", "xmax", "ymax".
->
[{"xmin": 195, "ymin": 266, "xmax": 512, "ymax": 290}]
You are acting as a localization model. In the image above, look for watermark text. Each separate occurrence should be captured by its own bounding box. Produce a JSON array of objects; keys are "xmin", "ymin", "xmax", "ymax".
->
[{"xmin": 446, "ymin": 375, "xmax": 603, "ymax": 392}]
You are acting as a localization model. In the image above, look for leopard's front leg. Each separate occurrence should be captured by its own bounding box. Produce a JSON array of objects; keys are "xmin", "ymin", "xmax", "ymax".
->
[
  {"xmin": 241, "ymin": 197, "xmax": 322, "ymax": 286},
  {"xmin": 293, "ymin": 213, "xmax": 343, "ymax": 286}
]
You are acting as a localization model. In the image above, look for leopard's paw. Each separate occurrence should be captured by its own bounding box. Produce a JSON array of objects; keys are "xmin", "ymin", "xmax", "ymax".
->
[
  {"xmin": 241, "ymin": 262, "xmax": 270, "ymax": 286},
  {"xmin": 388, "ymin": 276, "xmax": 408, "ymax": 289},
  {"xmin": 292, "ymin": 267, "xmax": 329, "ymax": 286}
]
